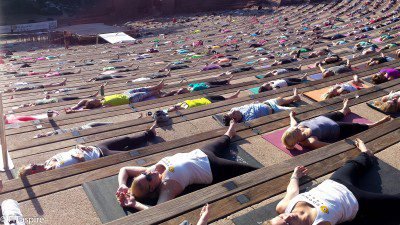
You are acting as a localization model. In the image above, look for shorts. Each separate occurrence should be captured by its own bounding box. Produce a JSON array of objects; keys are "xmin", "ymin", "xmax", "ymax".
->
[{"xmin": 263, "ymin": 98, "xmax": 292, "ymax": 113}]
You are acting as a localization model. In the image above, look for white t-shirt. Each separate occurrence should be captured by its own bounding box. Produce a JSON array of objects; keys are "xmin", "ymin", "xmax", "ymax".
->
[
  {"xmin": 286, "ymin": 179, "xmax": 359, "ymax": 225},
  {"xmin": 275, "ymin": 69, "xmax": 288, "ymax": 75},
  {"xmin": 157, "ymin": 149, "xmax": 213, "ymax": 189},
  {"xmin": 271, "ymin": 79, "xmax": 288, "ymax": 89},
  {"xmin": 49, "ymin": 147, "xmax": 101, "ymax": 169},
  {"xmin": 333, "ymin": 83, "xmax": 357, "ymax": 93}
]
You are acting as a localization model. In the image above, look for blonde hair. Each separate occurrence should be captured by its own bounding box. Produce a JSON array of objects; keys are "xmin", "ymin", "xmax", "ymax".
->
[
  {"xmin": 374, "ymin": 100, "xmax": 398, "ymax": 113},
  {"xmin": 281, "ymin": 126, "xmax": 298, "ymax": 149},
  {"xmin": 321, "ymin": 89, "xmax": 335, "ymax": 100},
  {"xmin": 263, "ymin": 220, "xmax": 273, "ymax": 225},
  {"xmin": 18, "ymin": 166, "xmax": 28, "ymax": 177}
]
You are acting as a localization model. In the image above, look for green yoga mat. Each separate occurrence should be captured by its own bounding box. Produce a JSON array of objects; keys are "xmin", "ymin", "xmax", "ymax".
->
[{"xmin": 249, "ymin": 87, "xmax": 260, "ymax": 94}]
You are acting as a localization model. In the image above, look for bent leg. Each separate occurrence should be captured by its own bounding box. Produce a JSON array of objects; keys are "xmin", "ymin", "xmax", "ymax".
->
[{"xmin": 201, "ymin": 135, "xmax": 231, "ymax": 158}]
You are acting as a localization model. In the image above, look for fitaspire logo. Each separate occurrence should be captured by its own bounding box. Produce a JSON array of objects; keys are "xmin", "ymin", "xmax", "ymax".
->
[{"xmin": 0, "ymin": 215, "xmax": 45, "ymax": 224}]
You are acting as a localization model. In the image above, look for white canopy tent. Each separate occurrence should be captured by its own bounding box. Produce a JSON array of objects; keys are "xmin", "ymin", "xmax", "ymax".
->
[{"xmin": 98, "ymin": 32, "xmax": 136, "ymax": 44}]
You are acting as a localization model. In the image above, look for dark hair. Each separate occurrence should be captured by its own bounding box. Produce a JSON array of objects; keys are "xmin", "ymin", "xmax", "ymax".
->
[
  {"xmin": 371, "ymin": 73, "xmax": 388, "ymax": 84},
  {"xmin": 258, "ymin": 85, "xmax": 269, "ymax": 93},
  {"xmin": 85, "ymin": 100, "xmax": 100, "ymax": 109},
  {"xmin": 222, "ymin": 114, "xmax": 231, "ymax": 126}
]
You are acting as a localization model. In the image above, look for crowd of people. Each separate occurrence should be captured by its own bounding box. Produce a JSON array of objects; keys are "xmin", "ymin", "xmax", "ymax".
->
[{"xmin": 1, "ymin": 0, "xmax": 400, "ymax": 224}]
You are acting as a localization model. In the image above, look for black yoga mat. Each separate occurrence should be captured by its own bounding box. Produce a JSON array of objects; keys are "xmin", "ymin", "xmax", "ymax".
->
[
  {"xmin": 83, "ymin": 146, "xmax": 262, "ymax": 223},
  {"xmin": 232, "ymin": 158, "xmax": 400, "ymax": 225}
]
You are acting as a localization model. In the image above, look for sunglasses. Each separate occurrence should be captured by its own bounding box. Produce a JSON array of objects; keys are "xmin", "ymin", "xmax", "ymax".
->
[{"xmin": 142, "ymin": 172, "xmax": 152, "ymax": 182}]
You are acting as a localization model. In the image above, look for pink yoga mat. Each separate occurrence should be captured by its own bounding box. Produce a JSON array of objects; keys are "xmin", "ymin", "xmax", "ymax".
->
[
  {"xmin": 261, "ymin": 113, "xmax": 371, "ymax": 157},
  {"xmin": 372, "ymin": 38, "xmax": 383, "ymax": 43}
]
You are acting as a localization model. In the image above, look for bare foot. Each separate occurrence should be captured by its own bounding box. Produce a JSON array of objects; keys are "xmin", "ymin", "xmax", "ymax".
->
[
  {"xmin": 148, "ymin": 121, "xmax": 157, "ymax": 136},
  {"xmin": 301, "ymin": 73, "xmax": 308, "ymax": 81},
  {"xmin": 60, "ymin": 78, "xmax": 67, "ymax": 86},
  {"xmin": 340, "ymin": 98, "xmax": 351, "ymax": 115},
  {"xmin": 293, "ymin": 88, "xmax": 301, "ymax": 101},
  {"xmin": 230, "ymin": 89, "xmax": 241, "ymax": 99},
  {"xmin": 354, "ymin": 138, "xmax": 374, "ymax": 157},
  {"xmin": 225, "ymin": 119, "xmax": 237, "ymax": 138}
]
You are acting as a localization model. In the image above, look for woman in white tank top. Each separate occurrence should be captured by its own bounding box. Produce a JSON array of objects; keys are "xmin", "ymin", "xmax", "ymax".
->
[
  {"xmin": 116, "ymin": 120, "xmax": 259, "ymax": 211},
  {"xmin": 18, "ymin": 123, "xmax": 157, "ymax": 177},
  {"xmin": 264, "ymin": 139, "xmax": 400, "ymax": 225}
]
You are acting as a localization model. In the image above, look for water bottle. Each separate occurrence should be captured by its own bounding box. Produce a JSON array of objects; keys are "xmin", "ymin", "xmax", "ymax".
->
[{"xmin": 1, "ymin": 199, "xmax": 25, "ymax": 225}]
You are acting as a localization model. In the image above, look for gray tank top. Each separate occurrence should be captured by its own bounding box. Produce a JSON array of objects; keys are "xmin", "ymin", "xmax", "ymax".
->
[{"xmin": 299, "ymin": 116, "xmax": 340, "ymax": 142}]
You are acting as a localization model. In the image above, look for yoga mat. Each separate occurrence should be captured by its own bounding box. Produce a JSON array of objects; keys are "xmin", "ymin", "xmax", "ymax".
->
[
  {"xmin": 249, "ymin": 87, "xmax": 260, "ymax": 94},
  {"xmin": 232, "ymin": 159, "xmax": 400, "ymax": 225},
  {"xmin": 212, "ymin": 114, "xmax": 228, "ymax": 127},
  {"xmin": 304, "ymin": 82, "xmax": 370, "ymax": 102},
  {"xmin": 308, "ymin": 73, "xmax": 323, "ymax": 80},
  {"xmin": 372, "ymin": 37, "xmax": 383, "ymax": 43},
  {"xmin": 83, "ymin": 147, "xmax": 262, "ymax": 223},
  {"xmin": 366, "ymin": 101, "xmax": 400, "ymax": 117},
  {"xmin": 255, "ymin": 75, "xmax": 266, "ymax": 79},
  {"xmin": 261, "ymin": 113, "xmax": 371, "ymax": 157},
  {"xmin": 307, "ymin": 64, "xmax": 316, "ymax": 69}
]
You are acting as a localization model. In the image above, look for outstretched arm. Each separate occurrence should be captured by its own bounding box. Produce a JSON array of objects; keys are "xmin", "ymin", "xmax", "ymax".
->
[
  {"xmin": 289, "ymin": 111, "xmax": 298, "ymax": 127},
  {"xmin": 276, "ymin": 166, "xmax": 308, "ymax": 213}
]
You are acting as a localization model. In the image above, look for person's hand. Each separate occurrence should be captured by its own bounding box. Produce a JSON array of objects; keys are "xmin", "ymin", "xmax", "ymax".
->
[
  {"xmin": 197, "ymin": 204, "xmax": 210, "ymax": 225},
  {"xmin": 116, "ymin": 184, "xmax": 129, "ymax": 198},
  {"xmin": 77, "ymin": 145, "xmax": 93, "ymax": 153},
  {"xmin": 120, "ymin": 194, "xmax": 137, "ymax": 208},
  {"xmin": 292, "ymin": 166, "xmax": 308, "ymax": 179},
  {"xmin": 71, "ymin": 151, "xmax": 85, "ymax": 162}
]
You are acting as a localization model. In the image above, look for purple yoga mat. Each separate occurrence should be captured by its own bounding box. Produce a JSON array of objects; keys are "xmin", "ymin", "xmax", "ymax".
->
[
  {"xmin": 309, "ymin": 73, "xmax": 323, "ymax": 80},
  {"xmin": 261, "ymin": 113, "xmax": 371, "ymax": 157}
]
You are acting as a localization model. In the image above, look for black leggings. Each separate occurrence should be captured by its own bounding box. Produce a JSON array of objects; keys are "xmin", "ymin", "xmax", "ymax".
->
[
  {"xmin": 59, "ymin": 96, "xmax": 80, "ymax": 102},
  {"xmin": 323, "ymin": 112, "xmax": 369, "ymax": 139},
  {"xmin": 95, "ymin": 74, "xmax": 126, "ymax": 81},
  {"xmin": 284, "ymin": 78, "xmax": 303, "ymax": 86},
  {"xmin": 330, "ymin": 153, "xmax": 400, "ymax": 221},
  {"xmin": 59, "ymin": 72, "xmax": 75, "ymax": 76},
  {"xmin": 285, "ymin": 67, "xmax": 301, "ymax": 72},
  {"xmin": 205, "ymin": 95, "xmax": 226, "ymax": 103},
  {"xmin": 96, "ymin": 131, "xmax": 155, "ymax": 155},
  {"xmin": 206, "ymin": 80, "xmax": 230, "ymax": 87},
  {"xmin": 201, "ymin": 135, "xmax": 258, "ymax": 184}
]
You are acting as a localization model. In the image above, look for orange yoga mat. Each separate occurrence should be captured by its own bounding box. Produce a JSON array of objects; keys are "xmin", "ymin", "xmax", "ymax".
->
[{"xmin": 304, "ymin": 82, "xmax": 371, "ymax": 102}]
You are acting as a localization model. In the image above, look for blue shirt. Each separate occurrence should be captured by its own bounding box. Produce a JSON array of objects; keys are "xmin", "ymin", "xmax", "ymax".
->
[{"xmin": 231, "ymin": 103, "xmax": 270, "ymax": 122}]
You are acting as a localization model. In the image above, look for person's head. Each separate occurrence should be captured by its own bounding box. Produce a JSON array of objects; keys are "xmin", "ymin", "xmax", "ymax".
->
[
  {"xmin": 18, "ymin": 163, "xmax": 47, "ymax": 177},
  {"xmin": 265, "ymin": 212, "xmax": 311, "ymax": 225},
  {"xmin": 224, "ymin": 110, "xmax": 243, "ymax": 125},
  {"xmin": 259, "ymin": 83, "xmax": 273, "ymax": 93},
  {"xmin": 321, "ymin": 86, "xmax": 339, "ymax": 100},
  {"xmin": 281, "ymin": 126, "xmax": 302, "ymax": 150},
  {"xmin": 374, "ymin": 100, "xmax": 398, "ymax": 113},
  {"xmin": 371, "ymin": 72, "xmax": 388, "ymax": 84},
  {"xmin": 84, "ymin": 99, "xmax": 102, "ymax": 109},
  {"xmin": 129, "ymin": 170, "xmax": 162, "ymax": 199}
]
